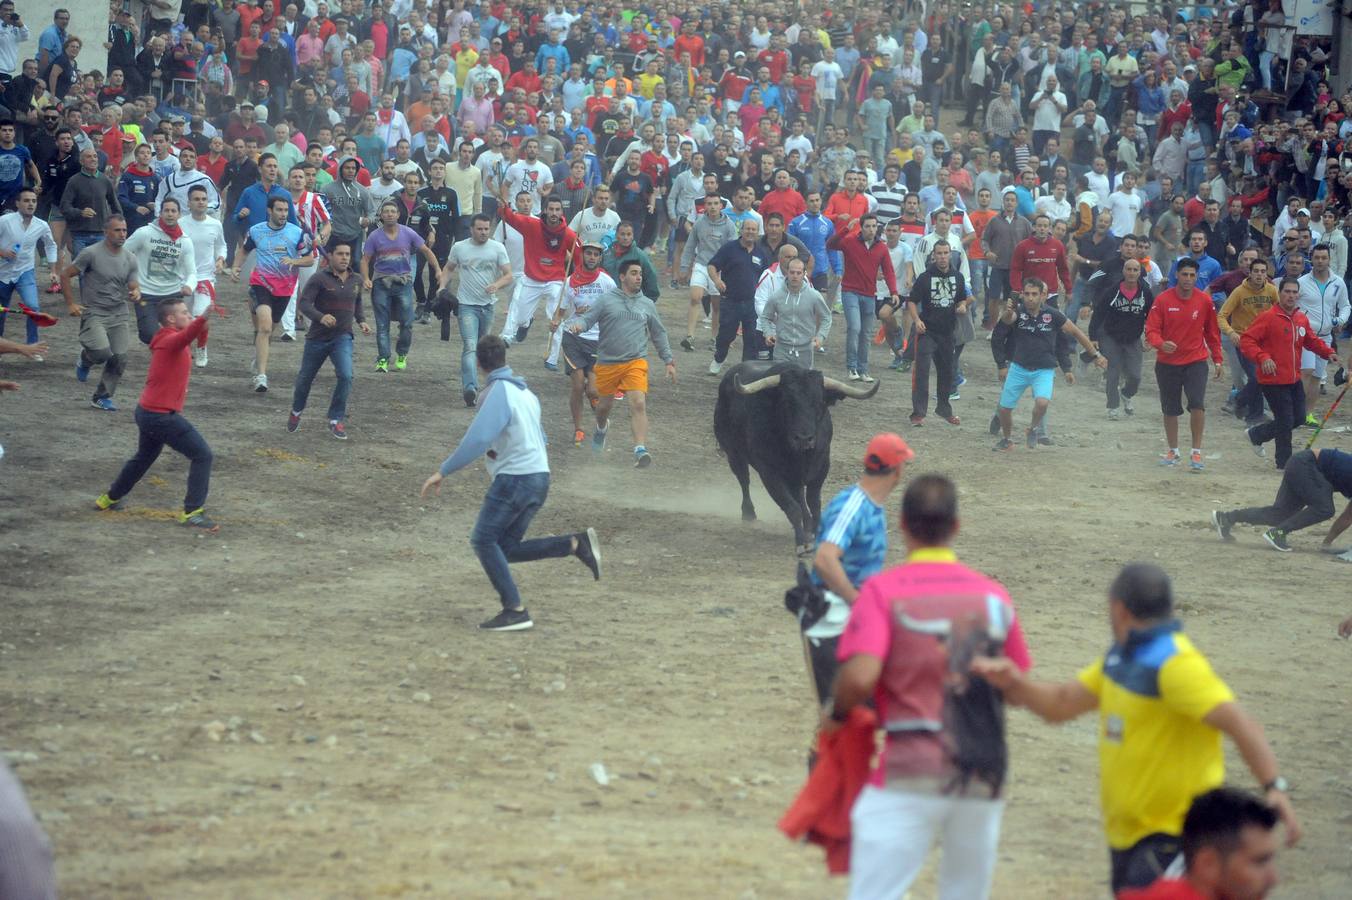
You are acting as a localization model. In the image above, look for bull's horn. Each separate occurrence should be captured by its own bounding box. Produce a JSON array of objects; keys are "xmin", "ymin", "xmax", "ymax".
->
[
  {"xmin": 822, "ymin": 376, "xmax": 881, "ymax": 399},
  {"xmin": 733, "ymin": 373, "xmax": 782, "ymax": 395}
]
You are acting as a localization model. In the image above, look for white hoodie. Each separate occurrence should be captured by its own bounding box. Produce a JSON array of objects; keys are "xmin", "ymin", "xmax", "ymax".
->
[{"xmin": 123, "ymin": 220, "xmax": 196, "ymax": 298}]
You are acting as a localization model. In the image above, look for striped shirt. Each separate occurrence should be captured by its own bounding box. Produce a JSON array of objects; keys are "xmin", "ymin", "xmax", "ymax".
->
[
  {"xmin": 813, "ymin": 484, "xmax": 888, "ymax": 589},
  {"xmin": 869, "ymin": 180, "xmax": 908, "ymax": 225},
  {"xmin": 293, "ymin": 190, "xmax": 331, "ymax": 243}
]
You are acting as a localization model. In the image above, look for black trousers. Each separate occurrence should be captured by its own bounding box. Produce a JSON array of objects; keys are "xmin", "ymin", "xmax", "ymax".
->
[
  {"xmin": 109, "ymin": 406, "xmax": 214, "ymax": 513},
  {"xmin": 1250, "ymin": 381, "xmax": 1307, "ymax": 469},
  {"xmin": 1110, "ymin": 833, "xmax": 1180, "ymax": 894},
  {"xmin": 1231, "ymin": 449, "xmax": 1336, "ymax": 534},
  {"xmin": 715, "ymin": 297, "xmax": 759, "ymax": 364},
  {"xmin": 911, "ymin": 330, "xmax": 955, "ymax": 419}
]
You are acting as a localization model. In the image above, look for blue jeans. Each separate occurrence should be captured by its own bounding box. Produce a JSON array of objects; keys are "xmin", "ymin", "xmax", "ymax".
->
[
  {"xmin": 70, "ymin": 231, "xmax": 103, "ymax": 256},
  {"xmin": 0, "ymin": 270, "xmax": 39, "ymax": 344},
  {"xmin": 841, "ymin": 290, "xmax": 875, "ymax": 374},
  {"xmin": 1065, "ymin": 277, "xmax": 1092, "ymax": 326},
  {"xmin": 371, "ymin": 277, "xmax": 414, "ymax": 361},
  {"xmin": 470, "ymin": 472, "xmax": 574, "ymax": 611},
  {"xmin": 456, "ymin": 303, "xmax": 494, "ymax": 391},
  {"xmin": 969, "ymin": 258, "xmax": 988, "ymax": 304},
  {"xmin": 291, "ymin": 333, "xmax": 354, "ymax": 422},
  {"xmin": 108, "ymin": 406, "xmax": 214, "ymax": 513}
]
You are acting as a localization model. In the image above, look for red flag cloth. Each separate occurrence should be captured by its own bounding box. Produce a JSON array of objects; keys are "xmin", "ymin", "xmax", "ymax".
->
[{"xmin": 778, "ymin": 706, "xmax": 877, "ymax": 875}]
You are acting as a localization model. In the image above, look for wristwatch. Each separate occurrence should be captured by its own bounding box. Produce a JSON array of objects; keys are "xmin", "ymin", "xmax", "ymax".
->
[{"xmin": 1263, "ymin": 776, "xmax": 1290, "ymax": 793}]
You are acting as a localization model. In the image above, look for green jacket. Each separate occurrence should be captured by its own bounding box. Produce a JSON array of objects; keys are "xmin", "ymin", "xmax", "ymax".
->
[{"xmin": 602, "ymin": 242, "xmax": 660, "ymax": 301}]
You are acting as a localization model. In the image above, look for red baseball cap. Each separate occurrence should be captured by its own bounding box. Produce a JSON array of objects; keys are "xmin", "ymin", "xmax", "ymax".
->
[{"xmin": 864, "ymin": 433, "xmax": 914, "ymax": 473}]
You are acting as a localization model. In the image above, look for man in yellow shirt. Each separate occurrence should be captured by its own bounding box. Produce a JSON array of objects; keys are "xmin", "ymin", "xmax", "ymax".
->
[
  {"xmin": 973, "ymin": 563, "xmax": 1301, "ymax": 895},
  {"xmin": 1219, "ymin": 257, "xmax": 1278, "ymax": 425},
  {"xmin": 636, "ymin": 58, "xmax": 665, "ymax": 100}
]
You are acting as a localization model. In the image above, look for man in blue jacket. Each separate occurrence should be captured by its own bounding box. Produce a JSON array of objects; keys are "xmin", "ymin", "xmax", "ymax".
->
[{"xmin": 420, "ymin": 335, "xmax": 601, "ymax": 632}]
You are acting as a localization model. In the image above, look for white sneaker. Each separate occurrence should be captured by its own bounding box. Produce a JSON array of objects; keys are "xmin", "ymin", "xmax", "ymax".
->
[
  {"xmin": 847, "ymin": 370, "xmax": 861, "ymax": 381},
  {"xmin": 700, "ymin": 314, "xmax": 711, "ymax": 329},
  {"xmin": 252, "ymin": 373, "xmax": 268, "ymax": 393},
  {"xmin": 194, "ymin": 346, "xmax": 208, "ymax": 368},
  {"xmin": 1123, "ymin": 397, "xmax": 1135, "ymax": 416},
  {"xmin": 707, "ymin": 360, "xmax": 721, "ymax": 375},
  {"xmin": 858, "ymin": 372, "xmax": 876, "ymax": 384},
  {"xmin": 1107, "ymin": 408, "xmax": 1120, "ymax": 420}
]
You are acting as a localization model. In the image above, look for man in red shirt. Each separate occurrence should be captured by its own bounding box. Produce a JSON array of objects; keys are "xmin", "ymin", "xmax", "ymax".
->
[
  {"xmin": 672, "ymin": 21, "xmax": 704, "ymax": 67},
  {"xmin": 1145, "ymin": 257, "xmax": 1224, "ymax": 470},
  {"xmin": 758, "ymin": 34, "xmax": 791, "ymax": 84},
  {"xmin": 94, "ymin": 297, "xmax": 218, "ymax": 533},
  {"xmin": 1118, "ymin": 788, "xmax": 1280, "ymax": 900},
  {"xmin": 827, "ymin": 213, "xmax": 899, "ymax": 382},
  {"xmin": 1239, "ymin": 277, "xmax": 1339, "ymax": 470},
  {"xmin": 759, "ymin": 169, "xmax": 806, "ymax": 224},
  {"xmin": 499, "ymin": 195, "xmax": 579, "ymax": 345},
  {"xmin": 1010, "ymin": 213, "xmax": 1073, "ymax": 306}
]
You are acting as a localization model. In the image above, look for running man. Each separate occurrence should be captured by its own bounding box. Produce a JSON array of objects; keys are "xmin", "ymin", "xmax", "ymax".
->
[
  {"xmin": 758, "ymin": 256, "xmax": 832, "ymax": 370},
  {"xmin": 419, "ymin": 335, "xmax": 601, "ymax": 633},
  {"xmin": 94, "ymin": 296, "xmax": 218, "ymax": 532},
  {"xmin": 1145, "ymin": 257, "xmax": 1224, "ymax": 471},
  {"xmin": 443, "ymin": 213, "xmax": 513, "ymax": 408},
  {"xmin": 679, "ymin": 192, "xmax": 738, "ymax": 353},
  {"xmin": 827, "ymin": 214, "xmax": 901, "ymax": 383},
  {"xmin": 1213, "ymin": 447, "xmax": 1352, "ymax": 552},
  {"xmin": 567, "ymin": 258, "xmax": 677, "ymax": 468},
  {"xmin": 63, "ymin": 216, "xmax": 140, "ymax": 411},
  {"xmin": 179, "ymin": 184, "xmax": 226, "ymax": 368},
  {"xmin": 991, "ymin": 277, "xmax": 1105, "ymax": 450},
  {"xmin": 282, "ymin": 164, "xmax": 332, "ymax": 341},
  {"xmin": 1240, "ymin": 277, "xmax": 1339, "ymax": 469},
  {"xmin": 973, "ymin": 563, "xmax": 1301, "ymax": 895},
  {"xmin": 908, "ymin": 240, "xmax": 968, "ymax": 426},
  {"xmin": 1088, "ymin": 256, "xmax": 1155, "ymax": 420},
  {"xmin": 122, "ymin": 197, "xmax": 197, "ymax": 345},
  {"xmin": 1295, "ymin": 244, "xmax": 1349, "ymax": 420},
  {"xmin": 827, "ymin": 474, "xmax": 1031, "ymax": 900},
  {"xmin": 551, "ymin": 240, "xmax": 616, "ymax": 445},
  {"xmin": 360, "ymin": 199, "xmax": 443, "ymax": 373},
  {"xmin": 233, "ymin": 195, "xmax": 316, "ymax": 393},
  {"xmin": 706, "ymin": 218, "xmax": 772, "ymax": 375},
  {"xmin": 499, "ymin": 195, "xmax": 579, "ymax": 347},
  {"xmin": 0, "ymin": 189, "xmax": 58, "ymax": 350},
  {"xmin": 289, "ymin": 241, "xmax": 371, "ymax": 439}
]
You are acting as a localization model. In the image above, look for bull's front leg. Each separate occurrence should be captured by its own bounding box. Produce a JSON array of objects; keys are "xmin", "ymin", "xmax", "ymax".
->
[{"xmin": 759, "ymin": 477, "xmax": 811, "ymax": 554}]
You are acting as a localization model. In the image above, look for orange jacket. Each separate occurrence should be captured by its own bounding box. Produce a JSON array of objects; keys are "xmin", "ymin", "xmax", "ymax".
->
[{"xmin": 778, "ymin": 706, "xmax": 876, "ymax": 875}]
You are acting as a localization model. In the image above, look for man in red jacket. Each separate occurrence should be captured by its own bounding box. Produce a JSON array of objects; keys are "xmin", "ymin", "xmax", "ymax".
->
[
  {"xmin": 1145, "ymin": 257, "xmax": 1225, "ymax": 471},
  {"xmin": 827, "ymin": 214, "xmax": 900, "ymax": 382},
  {"xmin": 759, "ymin": 169, "xmax": 806, "ymax": 225},
  {"xmin": 499, "ymin": 195, "xmax": 579, "ymax": 346},
  {"xmin": 94, "ymin": 297, "xmax": 218, "ymax": 532},
  {"xmin": 1240, "ymin": 277, "xmax": 1339, "ymax": 470},
  {"xmin": 1010, "ymin": 213, "xmax": 1073, "ymax": 307}
]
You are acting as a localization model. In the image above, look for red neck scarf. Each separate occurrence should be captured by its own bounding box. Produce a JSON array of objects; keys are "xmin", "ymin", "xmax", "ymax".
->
[
  {"xmin": 570, "ymin": 264, "xmax": 603, "ymax": 289},
  {"xmin": 158, "ymin": 218, "xmax": 183, "ymax": 241}
]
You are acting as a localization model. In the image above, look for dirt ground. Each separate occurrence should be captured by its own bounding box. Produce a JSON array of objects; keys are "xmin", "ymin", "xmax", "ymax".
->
[{"xmin": 2, "ymin": 273, "xmax": 1350, "ymax": 899}]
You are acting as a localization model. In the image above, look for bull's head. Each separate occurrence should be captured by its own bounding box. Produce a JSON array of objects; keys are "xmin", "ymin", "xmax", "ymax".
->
[{"xmin": 734, "ymin": 369, "xmax": 879, "ymax": 452}]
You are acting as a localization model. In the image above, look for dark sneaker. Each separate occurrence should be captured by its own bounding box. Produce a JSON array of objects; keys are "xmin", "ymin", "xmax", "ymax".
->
[
  {"xmin": 592, "ymin": 426, "xmax": 607, "ymax": 452},
  {"xmin": 329, "ymin": 421, "xmax": 348, "ymax": 440},
  {"xmin": 909, "ymin": 414, "xmax": 924, "ymax": 427},
  {"xmin": 544, "ymin": 360, "xmax": 559, "ymax": 372},
  {"xmin": 280, "ymin": 332, "xmax": 295, "ymax": 343},
  {"xmin": 1211, "ymin": 510, "xmax": 1234, "ymax": 542},
  {"xmin": 479, "ymin": 608, "xmax": 533, "ymax": 631},
  {"xmin": 680, "ymin": 335, "xmax": 695, "ymax": 352},
  {"xmin": 91, "ymin": 397, "xmax": 118, "ymax": 411},
  {"xmin": 1262, "ymin": 528, "xmax": 1292, "ymax": 552},
  {"xmin": 1037, "ymin": 434, "xmax": 1054, "ymax": 446},
  {"xmin": 575, "ymin": 527, "xmax": 602, "ymax": 580},
  {"xmin": 179, "ymin": 508, "xmax": 220, "ymax": 533},
  {"xmin": 1025, "ymin": 428, "xmax": 1038, "ymax": 449},
  {"xmin": 634, "ymin": 448, "xmax": 652, "ymax": 468},
  {"xmin": 75, "ymin": 360, "xmax": 90, "ymax": 382},
  {"xmin": 514, "ymin": 325, "xmax": 530, "ymax": 344},
  {"xmin": 992, "ymin": 437, "xmax": 1015, "ymax": 452},
  {"xmin": 287, "ymin": 411, "xmax": 302, "ymax": 433},
  {"xmin": 988, "ymin": 413, "xmax": 1001, "ymax": 435},
  {"xmin": 463, "ymin": 388, "xmax": 477, "ymax": 407}
]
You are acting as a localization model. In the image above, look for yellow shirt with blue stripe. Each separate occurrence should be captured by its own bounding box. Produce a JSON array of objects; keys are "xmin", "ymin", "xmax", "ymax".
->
[{"xmin": 1076, "ymin": 620, "xmax": 1235, "ymax": 850}]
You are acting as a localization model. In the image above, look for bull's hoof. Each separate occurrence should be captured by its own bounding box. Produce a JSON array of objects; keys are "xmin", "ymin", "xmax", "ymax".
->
[{"xmin": 742, "ymin": 509, "xmax": 757, "ymax": 522}]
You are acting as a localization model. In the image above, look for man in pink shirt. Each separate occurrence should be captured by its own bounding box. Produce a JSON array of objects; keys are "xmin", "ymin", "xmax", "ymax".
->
[{"xmin": 824, "ymin": 474, "xmax": 1031, "ymax": 900}]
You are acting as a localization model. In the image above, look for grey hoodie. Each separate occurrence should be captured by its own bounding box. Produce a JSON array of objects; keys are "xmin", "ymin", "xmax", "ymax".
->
[
  {"xmin": 572, "ymin": 285, "xmax": 674, "ymax": 365},
  {"xmin": 681, "ymin": 213, "xmax": 738, "ymax": 271},
  {"xmin": 320, "ymin": 157, "xmax": 375, "ymax": 240},
  {"xmin": 757, "ymin": 282, "xmax": 831, "ymax": 366}
]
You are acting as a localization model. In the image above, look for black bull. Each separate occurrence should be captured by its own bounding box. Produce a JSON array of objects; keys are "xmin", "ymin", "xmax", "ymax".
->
[{"xmin": 713, "ymin": 361, "xmax": 881, "ymax": 553}]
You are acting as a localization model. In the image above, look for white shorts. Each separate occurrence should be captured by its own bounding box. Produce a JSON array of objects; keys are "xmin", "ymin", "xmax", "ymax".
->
[
  {"xmin": 690, "ymin": 267, "xmax": 719, "ymax": 295},
  {"xmin": 849, "ymin": 785, "xmax": 1004, "ymax": 900},
  {"xmin": 1301, "ymin": 346, "xmax": 1330, "ymax": 378}
]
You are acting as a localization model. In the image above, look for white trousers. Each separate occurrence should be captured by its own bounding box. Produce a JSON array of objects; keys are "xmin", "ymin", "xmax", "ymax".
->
[
  {"xmin": 500, "ymin": 279, "xmax": 560, "ymax": 344},
  {"xmin": 283, "ymin": 264, "xmax": 318, "ymax": 335},
  {"xmin": 848, "ymin": 785, "xmax": 1004, "ymax": 900},
  {"xmin": 190, "ymin": 287, "xmax": 213, "ymax": 318}
]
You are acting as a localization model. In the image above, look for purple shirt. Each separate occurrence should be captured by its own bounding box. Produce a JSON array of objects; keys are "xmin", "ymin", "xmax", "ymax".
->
[{"xmin": 363, "ymin": 225, "xmax": 425, "ymax": 278}]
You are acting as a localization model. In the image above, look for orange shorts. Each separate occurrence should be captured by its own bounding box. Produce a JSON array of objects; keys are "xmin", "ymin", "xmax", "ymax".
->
[{"xmin": 594, "ymin": 358, "xmax": 648, "ymax": 395}]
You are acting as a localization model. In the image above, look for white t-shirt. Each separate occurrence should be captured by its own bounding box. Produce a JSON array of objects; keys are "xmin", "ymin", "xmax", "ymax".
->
[
  {"xmin": 810, "ymin": 59, "xmax": 844, "ymax": 101},
  {"xmin": 1030, "ymin": 90, "xmax": 1066, "ymax": 132},
  {"xmin": 1106, "ymin": 189, "xmax": 1143, "ymax": 238},
  {"xmin": 1034, "ymin": 195, "xmax": 1073, "ymax": 224},
  {"xmin": 503, "ymin": 159, "xmax": 554, "ymax": 214},
  {"xmin": 180, "ymin": 214, "xmax": 227, "ymax": 282},
  {"xmin": 1086, "ymin": 172, "xmax": 1111, "ymax": 209},
  {"xmin": 568, "ymin": 207, "xmax": 621, "ymax": 247}
]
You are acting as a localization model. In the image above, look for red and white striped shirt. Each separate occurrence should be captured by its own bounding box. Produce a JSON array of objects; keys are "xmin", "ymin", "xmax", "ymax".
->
[{"xmin": 293, "ymin": 190, "xmax": 330, "ymax": 240}]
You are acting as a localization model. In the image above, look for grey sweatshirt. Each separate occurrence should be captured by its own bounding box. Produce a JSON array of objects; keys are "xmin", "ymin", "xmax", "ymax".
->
[
  {"xmin": 321, "ymin": 159, "xmax": 375, "ymax": 239},
  {"xmin": 758, "ymin": 282, "xmax": 832, "ymax": 350},
  {"xmin": 60, "ymin": 171, "xmax": 122, "ymax": 233},
  {"xmin": 666, "ymin": 168, "xmax": 704, "ymax": 219},
  {"xmin": 681, "ymin": 213, "xmax": 738, "ymax": 270},
  {"xmin": 572, "ymin": 285, "xmax": 674, "ymax": 365}
]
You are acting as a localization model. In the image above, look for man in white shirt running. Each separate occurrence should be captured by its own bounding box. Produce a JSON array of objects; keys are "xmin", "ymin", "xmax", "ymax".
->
[
  {"xmin": 179, "ymin": 185, "xmax": 227, "ymax": 367},
  {"xmin": 1106, "ymin": 172, "xmax": 1143, "ymax": 239},
  {"xmin": 501, "ymin": 138, "xmax": 554, "ymax": 215}
]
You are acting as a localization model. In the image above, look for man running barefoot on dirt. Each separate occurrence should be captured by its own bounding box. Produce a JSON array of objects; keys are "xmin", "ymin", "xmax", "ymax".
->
[
  {"xmin": 419, "ymin": 335, "xmax": 601, "ymax": 633},
  {"xmin": 552, "ymin": 241, "xmax": 615, "ymax": 445},
  {"xmin": 233, "ymin": 196, "xmax": 316, "ymax": 392},
  {"xmin": 1145, "ymin": 257, "xmax": 1224, "ymax": 471},
  {"xmin": 567, "ymin": 259, "xmax": 676, "ymax": 468},
  {"xmin": 972, "ymin": 563, "xmax": 1301, "ymax": 895},
  {"xmin": 95, "ymin": 297, "xmax": 218, "ymax": 532},
  {"xmin": 991, "ymin": 277, "xmax": 1105, "ymax": 451}
]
